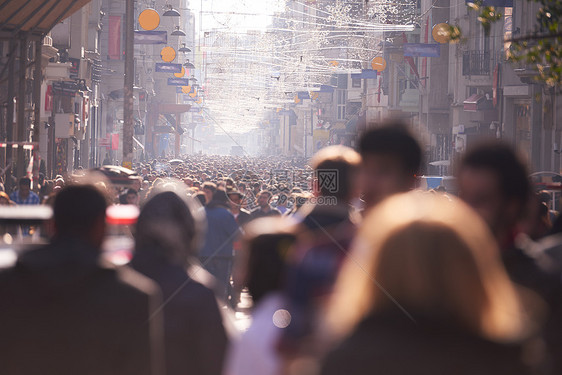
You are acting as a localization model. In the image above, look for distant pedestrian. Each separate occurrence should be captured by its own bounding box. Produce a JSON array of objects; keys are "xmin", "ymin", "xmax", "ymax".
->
[
  {"xmin": 131, "ymin": 184, "xmax": 229, "ymax": 375},
  {"xmin": 200, "ymin": 189, "xmax": 241, "ymax": 303},
  {"xmin": 10, "ymin": 177, "xmax": 40, "ymax": 205},
  {"xmin": 249, "ymin": 191, "xmax": 281, "ymax": 221}
]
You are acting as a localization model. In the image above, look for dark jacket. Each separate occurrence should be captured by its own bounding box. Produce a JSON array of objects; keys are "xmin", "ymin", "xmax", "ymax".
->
[
  {"xmin": 249, "ymin": 206, "xmax": 281, "ymax": 221},
  {"xmin": 0, "ymin": 237, "xmax": 164, "ymax": 375},
  {"xmin": 200, "ymin": 206, "xmax": 240, "ymax": 259},
  {"xmin": 235, "ymin": 208, "xmax": 251, "ymax": 227},
  {"xmin": 321, "ymin": 312, "xmax": 530, "ymax": 375},
  {"xmin": 131, "ymin": 256, "xmax": 229, "ymax": 375}
]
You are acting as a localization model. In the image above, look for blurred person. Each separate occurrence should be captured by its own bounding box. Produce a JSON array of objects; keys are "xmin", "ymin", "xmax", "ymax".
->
[
  {"xmin": 458, "ymin": 142, "xmax": 562, "ymax": 374},
  {"xmin": 358, "ymin": 123, "xmax": 422, "ymax": 211},
  {"xmin": 457, "ymin": 142, "xmax": 557, "ymax": 299},
  {"xmin": 281, "ymin": 146, "xmax": 360, "ymax": 352},
  {"xmin": 227, "ymin": 190, "xmax": 251, "ymax": 227},
  {"xmin": 202, "ymin": 182, "xmax": 217, "ymax": 205},
  {"xmin": 274, "ymin": 193, "xmax": 290, "ymax": 215},
  {"xmin": 0, "ymin": 191, "xmax": 13, "ymax": 205},
  {"xmin": 249, "ymin": 191, "xmax": 281, "ymax": 221},
  {"xmin": 10, "ymin": 177, "xmax": 40, "ymax": 205},
  {"xmin": 0, "ymin": 185, "xmax": 164, "ymax": 375},
  {"xmin": 523, "ymin": 197, "xmax": 552, "ymax": 241},
  {"xmin": 195, "ymin": 191, "xmax": 207, "ymax": 207},
  {"xmin": 200, "ymin": 189, "xmax": 241, "ymax": 303},
  {"xmin": 125, "ymin": 188, "xmax": 139, "ymax": 206},
  {"xmin": 320, "ymin": 192, "xmax": 536, "ymax": 375},
  {"xmin": 297, "ymin": 145, "xmax": 361, "ymax": 230},
  {"xmin": 54, "ymin": 176, "xmax": 65, "ymax": 188},
  {"xmin": 225, "ymin": 217, "xmax": 297, "ymax": 375},
  {"xmin": 130, "ymin": 184, "xmax": 229, "ymax": 375},
  {"xmin": 227, "ymin": 189, "xmax": 251, "ymax": 308}
]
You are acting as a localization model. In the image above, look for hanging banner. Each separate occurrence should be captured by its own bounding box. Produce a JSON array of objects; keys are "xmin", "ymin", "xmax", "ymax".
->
[
  {"xmin": 108, "ymin": 15, "xmax": 121, "ymax": 60},
  {"xmin": 134, "ymin": 30, "xmax": 167, "ymax": 44},
  {"xmin": 69, "ymin": 58, "xmax": 80, "ymax": 79},
  {"xmin": 111, "ymin": 133, "xmax": 120, "ymax": 150},
  {"xmin": 155, "ymin": 63, "xmax": 183, "ymax": 73},
  {"xmin": 403, "ymin": 43, "xmax": 441, "ymax": 57},
  {"xmin": 351, "ymin": 69, "xmax": 378, "ymax": 79},
  {"xmin": 52, "ymin": 81, "xmax": 78, "ymax": 96},
  {"xmin": 168, "ymin": 78, "xmax": 190, "ymax": 86}
]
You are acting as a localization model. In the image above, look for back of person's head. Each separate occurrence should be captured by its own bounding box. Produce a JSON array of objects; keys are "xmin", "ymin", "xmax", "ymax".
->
[
  {"xmin": 54, "ymin": 185, "xmax": 108, "ymax": 243},
  {"xmin": 135, "ymin": 181, "xmax": 205, "ymax": 267},
  {"xmin": 19, "ymin": 177, "xmax": 31, "ymax": 188},
  {"xmin": 208, "ymin": 189, "xmax": 230, "ymax": 209},
  {"xmin": 325, "ymin": 192, "xmax": 529, "ymax": 343},
  {"xmin": 359, "ymin": 122, "xmax": 422, "ymax": 177},
  {"xmin": 202, "ymin": 181, "xmax": 217, "ymax": 192},
  {"xmin": 240, "ymin": 217, "xmax": 296, "ymax": 304},
  {"xmin": 310, "ymin": 145, "xmax": 361, "ymax": 202},
  {"xmin": 459, "ymin": 142, "xmax": 530, "ymax": 219}
]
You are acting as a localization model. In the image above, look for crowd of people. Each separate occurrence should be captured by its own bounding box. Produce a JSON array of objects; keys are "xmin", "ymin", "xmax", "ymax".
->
[{"xmin": 1, "ymin": 121, "xmax": 562, "ymax": 375}]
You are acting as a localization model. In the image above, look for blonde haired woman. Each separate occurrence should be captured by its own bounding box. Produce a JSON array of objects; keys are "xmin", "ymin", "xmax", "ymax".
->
[{"xmin": 320, "ymin": 192, "xmax": 539, "ymax": 375}]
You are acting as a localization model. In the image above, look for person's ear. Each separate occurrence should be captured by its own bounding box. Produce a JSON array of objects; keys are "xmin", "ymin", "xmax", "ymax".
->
[{"xmin": 89, "ymin": 215, "xmax": 106, "ymax": 249}]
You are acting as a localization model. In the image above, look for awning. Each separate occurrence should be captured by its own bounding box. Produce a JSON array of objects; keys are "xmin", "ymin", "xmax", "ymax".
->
[
  {"xmin": 0, "ymin": 0, "xmax": 92, "ymax": 36},
  {"xmin": 463, "ymin": 94, "xmax": 493, "ymax": 112}
]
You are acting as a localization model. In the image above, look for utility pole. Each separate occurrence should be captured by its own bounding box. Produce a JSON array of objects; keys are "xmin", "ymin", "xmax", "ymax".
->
[
  {"xmin": 32, "ymin": 38, "xmax": 42, "ymax": 182},
  {"xmin": 123, "ymin": 0, "xmax": 135, "ymax": 170},
  {"xmin": 16, "ymin": 36, "xmax": 27, "ymax": 178}
]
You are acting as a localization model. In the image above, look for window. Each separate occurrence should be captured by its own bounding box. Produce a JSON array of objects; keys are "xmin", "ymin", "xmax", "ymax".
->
[
  {"xmin": 337, "ymin": 89, "xmax": 347, "ymax": 120},
  {"xmin": 337, "ymin": 74, "xmax": 348, "ymax": 89},
  {"xmin": 352, "ymin": 78, "xmax": 362, "ymax": 88}
]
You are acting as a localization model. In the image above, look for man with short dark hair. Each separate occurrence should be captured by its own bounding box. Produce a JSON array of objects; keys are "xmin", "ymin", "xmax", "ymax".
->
[
  {"xmin": 202, "ymin": 181, "xmax": 217, "ymax": 205},
  {"xmin": 125, "ymin": 188, "xmax": 139, "ymax": 206},
  {"xmin": 10, "ymin": 177, "xmax": 40, "ymax": 205},
  {"xmin": 227, "ymin": 190, "xmax": 251, "ymax": 227},
  {"xmin": 458, "ymin": 142, "xmax": 530, "ymax": 248},
  {"xmin": 358, "ymin": 123, "xmax": 422, "ymax": 210},
  {"xmin": 249, "ymin": 191, "xmax": 281, "ymax": 221},
  {"xmin": 0, "ymin": 185, "xmax": 164, "ymax": 375}
]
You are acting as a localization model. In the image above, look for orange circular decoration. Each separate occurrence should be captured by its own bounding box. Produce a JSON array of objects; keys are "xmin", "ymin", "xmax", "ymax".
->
[
  {"xmin": 138, "ymin": 9, "xmax": 160, "ymax": 31},
  {"xmin": 181, "ymin": 85, "xmax": 191, "ymax": 94},
  {"xmin": 371, "ymin": 56, "xmax": 387, "ymax": 72},
  {"xmin": 432, "ymin": 23, "xmax": 450, "ymax": 44},
  {"xmin": 174, "ymin": 67, "xmax": 186, "ymax": 78},
  {"xmin": 160, "ymin": 46, "xmax": 176, "ymax": 62}
]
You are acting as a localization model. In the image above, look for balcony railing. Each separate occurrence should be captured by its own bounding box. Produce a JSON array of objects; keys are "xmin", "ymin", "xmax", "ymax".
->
[{"xmin": 462, "ymin": 51, "xmax": 491, "ymax": 76}]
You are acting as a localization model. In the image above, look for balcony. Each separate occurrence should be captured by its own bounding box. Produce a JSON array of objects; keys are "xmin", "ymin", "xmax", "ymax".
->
[{"xmin": 462, "ymin": 51, "xmax": 491, "ymax": 76}]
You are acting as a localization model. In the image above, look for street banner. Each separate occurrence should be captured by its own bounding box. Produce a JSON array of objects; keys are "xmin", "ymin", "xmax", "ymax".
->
[
  {"xmin": 319, "ymin": 85, "xmax": 335, "ymax": 93},
  {"xmin": 351, "ymin": 69, "xmax": 378, "ymax": 79},
  {"xmin": 52, "ymin": 81, "xmax": 78, "ymax": 96},
  {"xmin": 134, "ymin": 30, "xmax": 167, "ymax": 44},
  {"xmin": 168, "ymin": 78, "xmax": 190, "ymax": 86},
  {"xmin": 108, "ymin": 16, "xmax": 121, "ymax": 60},
  {"xmin": 403, "ymin": 43, "xmax": 440, "ymax": 57},
  {"xmin": 156, "ymin": 63, "xmax": 183, "ymax": 73}
]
